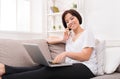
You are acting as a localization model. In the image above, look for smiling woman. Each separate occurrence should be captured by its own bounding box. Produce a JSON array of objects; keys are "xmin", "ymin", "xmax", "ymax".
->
[{"xmin": 0, "ymin": 0, "xmax": 44, "ymax": 33}]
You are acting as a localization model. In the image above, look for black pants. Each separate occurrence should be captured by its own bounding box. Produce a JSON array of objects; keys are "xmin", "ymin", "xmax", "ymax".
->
[{"xmin": 2, "ymin": 63, "xmax": 95, "ymax": 79}]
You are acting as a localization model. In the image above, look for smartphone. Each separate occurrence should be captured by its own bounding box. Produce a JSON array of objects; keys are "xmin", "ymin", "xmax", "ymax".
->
[
  {"xmin": 69, "ymin": 28, "xmax": 71, "ymax": 31},
  {"xmin": 67, "ymin": 27, "xmax": 71, "ymax": 31}
]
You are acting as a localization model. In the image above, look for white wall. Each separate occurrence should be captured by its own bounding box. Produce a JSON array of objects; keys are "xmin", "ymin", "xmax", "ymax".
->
[
  {"xmin": 30, "ymin": 0, "xmax": 43, "ymax": 33},
  {"xmin": 83, "ymin": 0, "xmax": 120, "ymax": 40}
]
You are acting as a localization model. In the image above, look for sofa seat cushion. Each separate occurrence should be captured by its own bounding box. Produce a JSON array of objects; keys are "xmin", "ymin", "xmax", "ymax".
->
[
  {"xmin": 0, "ymin": 39, "xmax": 37, "ymax": 67},
  {"xmin": 91, "ymin": 73, "xmax": 120, "ymax": 79}
]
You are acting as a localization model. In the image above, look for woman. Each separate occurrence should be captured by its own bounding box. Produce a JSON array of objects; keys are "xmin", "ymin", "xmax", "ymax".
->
[{"xmin": 0, "ymin": 9, "xmax": 97, "ymax": 79}]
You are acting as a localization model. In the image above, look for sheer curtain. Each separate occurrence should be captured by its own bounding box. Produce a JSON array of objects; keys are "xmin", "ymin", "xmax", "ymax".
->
[{"xmin": 0, "ymin": 0, "xmax": 44, "ymax": 33}]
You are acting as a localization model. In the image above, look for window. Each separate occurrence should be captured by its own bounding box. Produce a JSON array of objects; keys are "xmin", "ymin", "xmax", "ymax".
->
[{"xmin": 0, "ymin": 0, "xmax": 43, "ymax": 33}]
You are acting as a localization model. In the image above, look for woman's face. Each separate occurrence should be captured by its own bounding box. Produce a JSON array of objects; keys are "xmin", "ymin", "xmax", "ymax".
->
[{"xmin": 65, "ymin": 13, "xmax": 80, "ymax": 30}]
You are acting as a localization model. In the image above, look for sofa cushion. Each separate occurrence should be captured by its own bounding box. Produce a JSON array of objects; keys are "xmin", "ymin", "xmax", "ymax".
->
[
  {"xmin": 91, "ymin": 73, "xmax": 120, "ymax": 79},
  {"xmin": 0, "ymin": 39, "xmax": 37, "ymax": 67},
  {"xmin": 20, "ymin": 39, "xmax": 52, "ymax": 63},
  {"xmin": 104, "ymin": 47, "xmax": 120, "ymax": 74},
  {"xmin": 95, "ymin": 39, "xmax": 105, "ymax": 75},
  {"xmin": 48, "ymin": 42, "xmax": 65, "ymax": 59},
  {"xmin": 116, "ymin": 64, "xmax": 120, "ymax": 72}
]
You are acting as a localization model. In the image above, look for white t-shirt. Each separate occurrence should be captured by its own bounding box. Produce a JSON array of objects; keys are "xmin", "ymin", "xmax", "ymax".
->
[{"xmin": 65, "ymin": 29, "xmax": 97, "ymax": 75}]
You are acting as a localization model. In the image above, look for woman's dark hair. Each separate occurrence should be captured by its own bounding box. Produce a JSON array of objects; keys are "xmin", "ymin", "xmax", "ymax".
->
[{"xmin": 62, "ymin": 9, "xmax": 82, "ymax": 28}]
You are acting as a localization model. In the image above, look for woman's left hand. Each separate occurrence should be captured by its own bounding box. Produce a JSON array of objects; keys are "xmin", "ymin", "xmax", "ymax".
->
[{"xmin": 52, "ymin": 52, "xmax": 67, "ymax": 64}]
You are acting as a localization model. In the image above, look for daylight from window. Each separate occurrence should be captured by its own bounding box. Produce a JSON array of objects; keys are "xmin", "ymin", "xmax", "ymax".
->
[{"xmin": 0, "ymin": 0, "xmax": 43, "ymax": 33}]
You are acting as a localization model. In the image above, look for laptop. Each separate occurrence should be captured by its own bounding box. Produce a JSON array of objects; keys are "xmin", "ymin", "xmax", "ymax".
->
[{"xmin": 23, "ymin": 43, "xmax": 72, "ymax": 67}]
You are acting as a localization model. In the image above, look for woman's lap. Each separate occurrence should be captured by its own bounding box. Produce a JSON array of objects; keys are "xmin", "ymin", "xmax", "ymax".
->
[
  {"xmin": 4, "ymin": 65, "xmax": 43, "ymax": 75},
  {"xmin": 3, "ymin": 63, "xmax": 95, "ymax": 79}
]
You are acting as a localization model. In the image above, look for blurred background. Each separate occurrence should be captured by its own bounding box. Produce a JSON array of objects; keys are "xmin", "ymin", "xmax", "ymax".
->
[{"xmin": 0, "ymin": 0, "xmax": 120, "ymax": 40}]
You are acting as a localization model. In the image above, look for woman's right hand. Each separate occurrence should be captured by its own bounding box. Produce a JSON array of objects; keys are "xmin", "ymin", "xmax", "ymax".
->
[
  {"xmin": 63, "ymin": 28, "xmax": 71, "ymax": 41},
  {"xmin": 52, "ymin": 52, "xmax": 67, "ymax": 64}
]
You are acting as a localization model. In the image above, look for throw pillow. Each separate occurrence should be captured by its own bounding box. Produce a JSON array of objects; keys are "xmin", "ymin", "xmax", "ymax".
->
[
  {"xmin": 116, "ymin": 64, "xmax": 120, "ymax": 72},
  {"xmin": 95, "ymin": 39, "xmax": 105, "ymax": 75},
  {"xmin": 0, "ymin": 39, "xmax": 37, "ymax": 67},
  {"xmin": 104, "ymin": 47, "xmax": 120, "ymax": 74}
]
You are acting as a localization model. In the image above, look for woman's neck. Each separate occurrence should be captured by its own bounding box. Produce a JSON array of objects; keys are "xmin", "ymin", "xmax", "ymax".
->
[
  {"xmin": 73, "ymin": 26, "xmax": 84, "ymax": 35},
  {"xmin": 72, "ymin": 26, "xmax": 84, "ymax": 42}
]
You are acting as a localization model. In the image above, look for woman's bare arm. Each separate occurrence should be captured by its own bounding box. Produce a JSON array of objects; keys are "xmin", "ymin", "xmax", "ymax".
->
[
  {"xmin": 47, "ymin": 28, "xmax": 70, "ymax": 44},
  {"xmin": 46, "ymin": 36, "xmax": 64, "ymax": 44},
  {"xmin": 52, "ymin": 47, "xmax": 93, "ymax": 63},
  {"xmin": 66, "ymin": 47, "xmax": 93, "ymax": 61}
]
